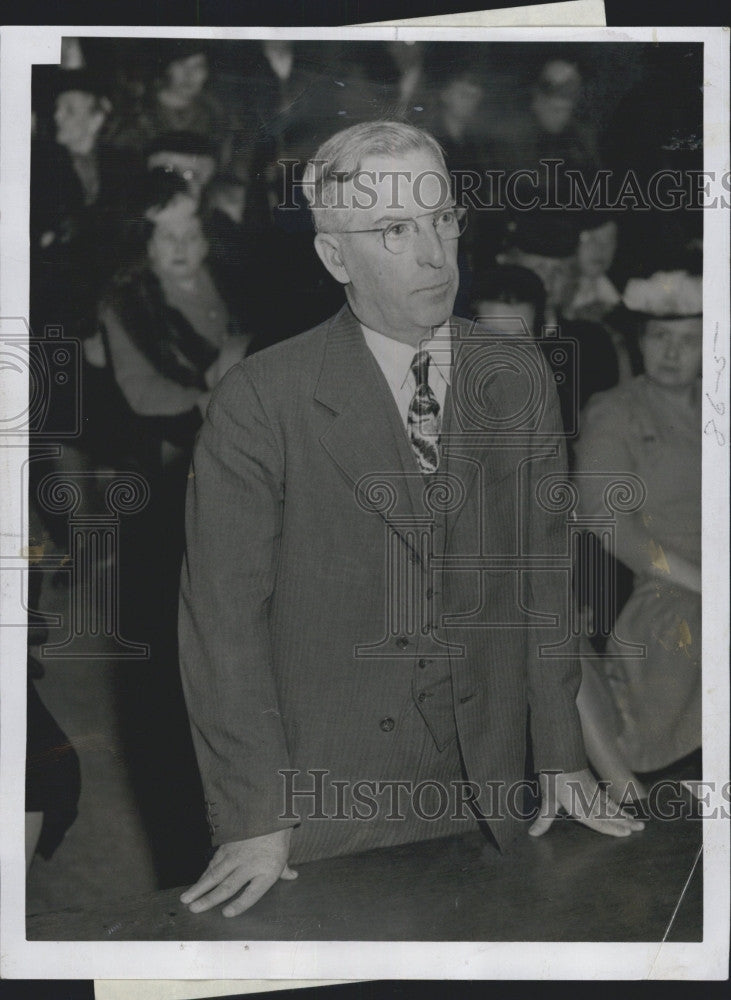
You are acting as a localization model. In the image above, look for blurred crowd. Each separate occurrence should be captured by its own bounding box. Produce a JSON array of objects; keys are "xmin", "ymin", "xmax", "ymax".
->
[{"xmin": 26, "ymin": 38, "xmax": 704, "ymax": 883}]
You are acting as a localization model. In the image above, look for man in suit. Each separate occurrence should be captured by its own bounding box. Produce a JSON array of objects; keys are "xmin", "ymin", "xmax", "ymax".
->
[{"xmin": 178, "ymin": 121, "xmax": 644, "ymax": 918}]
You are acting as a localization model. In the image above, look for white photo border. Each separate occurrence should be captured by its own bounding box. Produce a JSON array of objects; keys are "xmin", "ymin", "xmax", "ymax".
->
[{"xmin": 0, "ymin": 22, "xmax": 728, "ymax": 981}]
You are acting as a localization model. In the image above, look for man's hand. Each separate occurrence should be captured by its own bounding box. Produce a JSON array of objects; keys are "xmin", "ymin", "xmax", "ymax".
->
[
  {"xmin": 529, "ymin": 768, "xmax": 645, "ymax": 839},
  {"xmin": 180, "ymin": 828, "xmax": 298, "ymax": 918}
]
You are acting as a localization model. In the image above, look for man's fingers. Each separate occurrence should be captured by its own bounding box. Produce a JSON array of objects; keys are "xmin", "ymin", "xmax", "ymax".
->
[
  {"xmin": 529, "ymin": 812, "xmax": 555, "ymax": 837},
  {"xmin": 577, "ymin": 814, "xmax": 635, "ymax": 837},
  {"xmin": 615, "ymin": 808, "xmax": 645, "ymax": 830},
  {"xmin": 571, "ymin": 792, "xmax": 645, "ymax": 836},
  {"xmin": 182, "ymin": 864, "xmax": 296, "ymax": 912},
  {"xmin": 582, "ymin": 793, "xmax": 645, "ymax": 830},
  {"xmin": 222, "ymin": 874, "xmax": 278, "ymax": 918},
  {"xmin": 188, "ymin": 871, "xmax": 251, "ymax": 913},
  {"xmin": 180, "ymin": 864, "xmax": 235, "ymax": 905},
  {"xmin": 532, "ymin": 771, "xmax": 647, "ymax": 842}
]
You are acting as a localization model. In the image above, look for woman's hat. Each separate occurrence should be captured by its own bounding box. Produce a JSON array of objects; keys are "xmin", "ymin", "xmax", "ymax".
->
[
  {"xmin": 622, "ymin": 270, "xmax": 702, "ymax": 320},
  {"xmin": 50, "ymin": 66, "xmax": 111, "ymax": 104},
  {"xmin": 155, "ymin": 38, "xmax": 210, "ymax": 71}
]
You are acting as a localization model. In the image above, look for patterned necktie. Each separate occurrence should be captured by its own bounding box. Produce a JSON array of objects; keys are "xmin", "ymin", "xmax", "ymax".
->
[{"xmin": 407, "ymin": 350, "xmax": 441, "ymax": 474}]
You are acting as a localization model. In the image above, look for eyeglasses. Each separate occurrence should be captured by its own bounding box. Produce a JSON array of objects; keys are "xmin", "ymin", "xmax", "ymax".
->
[{"xmin": 329, "ymin": 205, "xmax": 468, "ymax": 255}]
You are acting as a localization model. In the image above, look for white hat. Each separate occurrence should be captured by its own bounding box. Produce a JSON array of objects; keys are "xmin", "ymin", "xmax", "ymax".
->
[{"xmin": 622, "ymin": 270, "xmax": 702, "ymax": 318}]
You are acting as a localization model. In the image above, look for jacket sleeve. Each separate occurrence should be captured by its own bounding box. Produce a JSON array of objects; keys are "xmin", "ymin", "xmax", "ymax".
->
[
  {"xmin": 524, "ymin": 356, "xmax": 588, "ymax": 775},
  {"xmin": 178, "ymin": 361, "xmax": 297, "ymax": 845}
]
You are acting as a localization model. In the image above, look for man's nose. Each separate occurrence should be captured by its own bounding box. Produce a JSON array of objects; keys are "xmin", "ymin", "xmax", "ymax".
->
[{"xmin": 414, "ymin": 222, "xmax": 447, "ymax": 267}]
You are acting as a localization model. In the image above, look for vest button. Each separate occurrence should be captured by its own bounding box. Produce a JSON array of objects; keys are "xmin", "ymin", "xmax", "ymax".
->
[
  {"xmin": 379, "ymin": 717, "xmax": 395, "ymax": 732},
  {"xmin": 418, "ymin": 658, "xmax": 429, "ymax": 669}
]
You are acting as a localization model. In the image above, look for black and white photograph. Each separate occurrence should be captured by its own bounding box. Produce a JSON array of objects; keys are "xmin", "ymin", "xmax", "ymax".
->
[{"xmin": 0, "ymin": 22, "xmax": 728, "ymax": 981}]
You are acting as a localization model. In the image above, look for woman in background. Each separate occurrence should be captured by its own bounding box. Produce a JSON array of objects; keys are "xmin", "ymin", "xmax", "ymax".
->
[
  {"xmin": 99, "ymin": 169, "xmax": 250, "ymax": 477},
  {"xmin": 107, "ymin": 41, "xmax": 232, "ymax": 172},
  {"xmin": 96, "ymin": 170, "xmax": 251, "ymax": 886},
  {"xmin": 573, "ymin": 271, "xmax": 702, "ymax": 795}
]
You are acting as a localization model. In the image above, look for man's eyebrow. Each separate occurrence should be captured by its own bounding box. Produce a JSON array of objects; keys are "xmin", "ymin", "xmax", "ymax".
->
[
  {"xmin": 369, "ymin": 213, "xmax": 413, "ymax": 227},
  {"xmin": 368, "ymin": 205, "xmax": 456, "ymax": 227}
]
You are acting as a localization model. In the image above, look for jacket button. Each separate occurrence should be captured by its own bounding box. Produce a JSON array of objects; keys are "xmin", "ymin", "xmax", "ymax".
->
[
  {"xmin": 396, "ymin": 636, "xmax": 409, "ymax": 649},
  {"xmin": 418, "ymin": 658, "xmax": 429, "ymax": 669},
  {"xmin": 379, "ymin": 717, "xmax": 395, "ymax": 732},
  {"xmin": 417, "ymin": 691, "xmax": 427, "ymax": 703}
]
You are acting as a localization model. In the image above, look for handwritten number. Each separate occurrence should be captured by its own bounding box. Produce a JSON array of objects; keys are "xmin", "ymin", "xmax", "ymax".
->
[
  {"xmin": 704, "ymin": 419, "xmax": 725, "ymax": 447},
  {"xmin": 706, "ymin": 393, "xmax": 726, "ymax": 416},
  {"xmin": 713, "ymin": 356, "xmax": 726, "ymax": 395}
]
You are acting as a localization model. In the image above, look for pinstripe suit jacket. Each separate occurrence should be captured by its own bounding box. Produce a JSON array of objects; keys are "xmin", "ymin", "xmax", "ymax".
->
[{"xmin": 178, "ymin": 304, "xmax": 587, "ymax": 862}]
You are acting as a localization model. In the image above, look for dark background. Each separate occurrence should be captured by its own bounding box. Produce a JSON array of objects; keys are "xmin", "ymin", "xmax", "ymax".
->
[
  {"xmin": 0, "ymin": 0, "xmax": 728, "ymax": 26},
  {"xmin": 3, "ymin": 0, "xmax": 728, "ymax": 997}
]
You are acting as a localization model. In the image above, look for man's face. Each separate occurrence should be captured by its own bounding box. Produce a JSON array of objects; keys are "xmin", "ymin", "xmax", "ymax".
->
[
  {"xmin": 54, "ymin": 91, "xmax": 105, "ymax": 152},
  {"xmin": 532, "ymin": 93, "xmax": 575, "ymax": 134},
  {"xmin": 165, "ymin": 53, "xmax": 208, "ymax": 102},
  {"xmin": 316, "ymin": 149, "xmax": 460, "ymax": 345},
  {"xmin": 441, "ymin": 79, "xmax": 483, "ymax": 126},
  {"xmin": 577, "ymin": 221, "xmax": 618, "ymax": 278},
  {"xmin": 640, "ymin": 317, "xmax": 702, "ymax": 389},
  {"xmin": 146, "ymin": 151, "xmax": 216, "ymax": 200},
  {"xmin": 147, "ymin": 195, "xmax": 209, "ymax": 280}
]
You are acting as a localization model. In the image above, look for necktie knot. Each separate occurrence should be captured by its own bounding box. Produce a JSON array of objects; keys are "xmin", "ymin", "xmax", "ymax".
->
[{"xmin": 410, "ymin": 350, "xmax": 431, "ymax": 390}]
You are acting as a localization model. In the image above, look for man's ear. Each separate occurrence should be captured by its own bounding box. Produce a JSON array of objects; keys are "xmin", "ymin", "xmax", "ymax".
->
[{"xmin": 314, "ymin": 232, "xmax": 350, "ymax": 286}]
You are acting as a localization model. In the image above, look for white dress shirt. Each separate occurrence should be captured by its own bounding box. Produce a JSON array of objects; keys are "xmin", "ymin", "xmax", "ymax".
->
[{"xmin": 360, "ymin": 323, "xmax": 451, "ymax": 430}]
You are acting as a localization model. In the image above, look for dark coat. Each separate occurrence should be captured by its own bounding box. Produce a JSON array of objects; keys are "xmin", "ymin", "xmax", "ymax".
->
[
  {"xmin": 30, "ymin": 139, "xmax": 137, "ymax": 339},
  {"xmin": 100, "ymin": 258, "xmax": 247, "ymax": 452}
]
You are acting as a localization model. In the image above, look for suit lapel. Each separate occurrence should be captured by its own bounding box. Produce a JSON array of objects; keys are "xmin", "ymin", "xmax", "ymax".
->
[
  {"xmin": 315, "ymin": 310, "xmax": 515, "ymax": 552},
  {"xmin": 315, "ymin": 307, "xmax": 427, "ymax": 544},
  {"xmin": 440, "ymin": 318, "xmax": 519, "ymax": 547}
]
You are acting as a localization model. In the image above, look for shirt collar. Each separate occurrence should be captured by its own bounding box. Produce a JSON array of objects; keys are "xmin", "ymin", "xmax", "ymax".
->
[{"xmin": 360, "ymin": 323, "xmax": 452, "ymax": 391}]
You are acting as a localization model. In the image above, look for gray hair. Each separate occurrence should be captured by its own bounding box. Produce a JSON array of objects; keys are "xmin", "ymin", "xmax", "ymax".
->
[{"xmin": 302, "ymin": 120, "xmax": 448, "ymax": 233}]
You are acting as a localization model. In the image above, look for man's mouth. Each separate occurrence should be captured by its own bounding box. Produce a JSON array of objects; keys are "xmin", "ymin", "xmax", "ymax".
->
[{"xmin": 415, "ymin": 279, "xmax": 452, "ymax": 293}]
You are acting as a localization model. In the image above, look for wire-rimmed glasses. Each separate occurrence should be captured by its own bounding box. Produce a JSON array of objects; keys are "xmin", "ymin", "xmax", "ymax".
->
[{"xmin": 328, "ymin": 205, "xmax": 468, "ymax": 255}]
